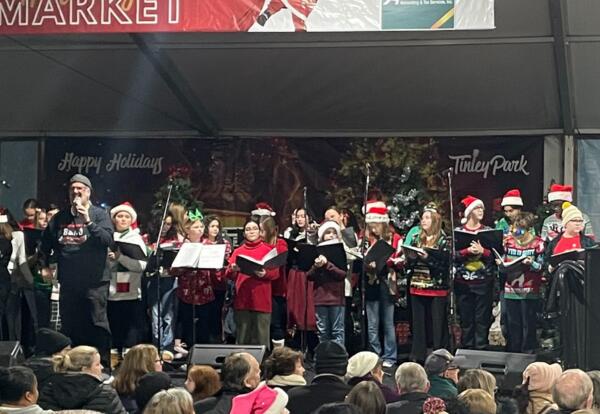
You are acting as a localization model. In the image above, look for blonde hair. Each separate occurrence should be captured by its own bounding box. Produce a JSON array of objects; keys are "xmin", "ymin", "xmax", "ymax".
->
[
  {"xmin": 458, "ymin": 388, "xmax": 497, "ymax": 414},
  {"xmin": 114, "ymin": 344, "xmax": 160, "ymax": 395},
  {"xmin": 169, "ymin": 203, "xmax": 187, "ymax": 238},
  {"xmin": 53, "ymin": 346, "xmax": 98, "ymax": 373},
  {"xmin": 143, "ymin": 388, "xmax": 194, "ymax": 414},
  {"xmin": 457, "ymin": 369, "xmax": 497, "ymax": 397}
]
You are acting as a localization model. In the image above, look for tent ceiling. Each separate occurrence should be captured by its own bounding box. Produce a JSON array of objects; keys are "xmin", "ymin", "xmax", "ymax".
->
[{"xmin": 0, "ymin": 0, "xmax": 597, "ymax": 138}]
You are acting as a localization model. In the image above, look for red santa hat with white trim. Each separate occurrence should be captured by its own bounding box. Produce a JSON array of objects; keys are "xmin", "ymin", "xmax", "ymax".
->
[
  {"xmin": 110, "ymin": 202, "xmax": 137, "ymax": 223},
  {"xmin": 251, "ymin": 202, "xmax": 276, "ymax": 217},
  {"xmin": 547, "ymin": 184, "xmax": 573, "ymax": 203},
  {"xmin": 501, "ymin": 189, "xmax": 523, "ymax": 207},
  {"xmin": 364, "ymin": 200, "xmax": 390, "ymax": 224},
  {"xmin": 460, "ymin": 195, "xmax": 484, "ymax": 224}
]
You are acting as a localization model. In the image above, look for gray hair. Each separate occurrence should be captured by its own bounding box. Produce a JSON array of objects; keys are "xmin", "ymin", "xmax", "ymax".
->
[
  {"xmin": 143, "ymin": 388, "xmax": 194, "ymax": 414},
  {"xmin": 553, "ymin": 369, "xmax": 594, "ymax": 410},
  {"xmin": 394, "ymin": 362, "xmax": 429, "ymax": 393}
]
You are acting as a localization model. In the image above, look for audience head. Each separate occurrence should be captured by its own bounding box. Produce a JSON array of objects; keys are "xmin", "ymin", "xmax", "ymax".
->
[
  {"xmin": 394, "ymin": 362, "xmax": 430, "ymax": 395},
  {"xmin": 0, "ymin": 366, "xmax": 39, "ymax": 406},
  {"xmin": 345, "ymin": 351, "xmax": 383, "ymax": 384},
  {"xmin": 35, "ymin": 328, "xmax": 71, "ymax": 357},
  {"xmin": 523, "ymin": 362, "xmax": 563, "ymax": 393},
  {"xmin": 114, "ymin": 344, "xmax": 162, "ymax": 395},
  {"xmin": 443, "ymin": 398, "xmax": 471, "ymax": 414},
  {"xmin": 553, "ymin": 369, "xmax": 594, "ymax": 411},
  {"xmin": 313, "ymin": 403, "xmax": 362, "ymax": 414},
  {"xmin": 458, "ymin": 388, "xmax": 497, "ymax": 414},
  {"xmin": 345, "ymin": 380, "xmax": 386, "ymax": 414},
  {"xmin": 230, "ymin": 383, "xmax": 288, "ymax": 414},
  {"xmin": 314, "ymin": 341, "xmax": 349, "ymax": 377},
  {"xmin": 184, "ymin": 365, "xmax": 221, "ymax": 402},
  {"xmin": 587, "ymin": 371, "xmax": 600, "ymax": 409},
  {"xmin": 143, "ymin": 388, "xmax": 194, "ymax": 414},
  {"xmin": 135, "ymin": 371, "xmax": 172, "ymax": 413},
  {"xmin": 424, "ymin": 349, "xmax": 464, "ymax": 384},
  {"xmin": 456, "ymin": 368, "xmax": 497, "ymax": 397},
  {"xmin": 53, "ymin": 345, "xmax": 103, "ymax": 378},
  {"xmin": 222, "ymin": 352, "xmax": 261, "ymax": 391},
  {"xmin": 263, "ymin": 346, "xmax": 305, "ymax": 380},
  {"xmin": 422, "ymin": 397, "xmax": 447, "ymax": 414}
]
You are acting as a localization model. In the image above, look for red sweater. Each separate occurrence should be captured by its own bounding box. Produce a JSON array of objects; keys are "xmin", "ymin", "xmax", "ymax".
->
[
  {"xmin": 268, "ymin": 238, "xmax": 289, "ymax": 298},
  {"xmin": 226, "ymin": 240, "xmax": 280, "ymax": 313},
  {"xmin": 307, "ymin": 262, "xmax": 346, "ymax": 306}
]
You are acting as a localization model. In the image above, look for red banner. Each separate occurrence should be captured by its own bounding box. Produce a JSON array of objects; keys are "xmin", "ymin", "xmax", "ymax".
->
[{"xmin": 0, "ymin": 0, "xmax": 268, "ymax": 34}]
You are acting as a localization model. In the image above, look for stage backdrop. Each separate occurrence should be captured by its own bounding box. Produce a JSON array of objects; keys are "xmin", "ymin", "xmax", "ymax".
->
[
  {"xmin": 39, "ymin": 136, "xmax": 543, "ymax": 231},
  {"xmin": 0, "ymin": 0, "xmax": 494, "ymax": 34}
]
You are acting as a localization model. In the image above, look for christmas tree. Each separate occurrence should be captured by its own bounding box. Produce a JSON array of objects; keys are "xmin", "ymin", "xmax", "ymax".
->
[
  {"xmin": 329, "ymin": 137, "xmax": 445, "ymax": 232},
  {"xmin": 150, "ymin": 165, "xmax": 204, "ymax": 226}
]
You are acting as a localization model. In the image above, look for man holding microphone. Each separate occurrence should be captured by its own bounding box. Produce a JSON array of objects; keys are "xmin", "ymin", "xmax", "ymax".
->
[{"xmin": 40, "ymin": 174, "xmax": 113, "ymax": 367}]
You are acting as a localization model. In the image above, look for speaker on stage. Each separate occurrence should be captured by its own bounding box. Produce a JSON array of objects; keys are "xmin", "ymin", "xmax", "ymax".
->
[
  {"xmin": 188, "ymin": 344, "xmax": 266, "ymax": 369},
  {"xmin": 0, "ymin": 341, "xmax": 25, "ymax": 367},
  {"xmin": 577, "ymin": 247, "xmax": 600, "ymax": 370},
  {"xmin": 455, "ymin": 349, "xmax": 536, "ymax": 392}
]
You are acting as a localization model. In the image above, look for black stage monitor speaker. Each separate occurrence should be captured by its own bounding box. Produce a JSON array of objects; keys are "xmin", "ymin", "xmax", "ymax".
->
[
  {"xmin": 188, "ymin": 344, "xmax": 266, "ymax": 369},
  {"xmin": 455, "ymin": 349, "xmax": 536, "ymax": 392},
  {"xmin": 0, "ymin": 341, "xmax": 25, "ymax": 367},
  {"xmin": 580, "ymin": 247, "xmax": 600, "ymax": 370}
]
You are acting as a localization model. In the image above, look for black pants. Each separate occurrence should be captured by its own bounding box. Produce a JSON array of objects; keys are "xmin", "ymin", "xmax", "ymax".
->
[
  {"xmin": 505, "ymin": 298, "xmax": 538, "ymax": 353},
  {"xmin": 456, "ymin": 283, "xmax": 493, "ymax": 350},
  {"xmin": 178, "ymin": 301, "xmax": 212, "ymax": 346},
  {"xmin": 270, "ymin": 296, "xmax": 287, "ymax": 342},
  {"xmin": 107, "ymin": 299, "xmax": 145, "ymax": 350},
  {"xmin": 60, "ymin": 282, "xmax": 111, "ymax": 368},
  {"xmin": 208, "ymin": 290, "xmax": 226, "ymax": 343},
  {"xmin": 410, "ymin": 294, "xmax": 448, "ymax": 362},
  {"xmin": 35, "ymin": 289, "xmax": 52, "ymax": 329}
]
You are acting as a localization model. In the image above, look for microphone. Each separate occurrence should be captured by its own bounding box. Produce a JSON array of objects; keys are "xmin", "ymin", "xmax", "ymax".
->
[
  {"xmin": 72, "ymin": 196, "xmax": 82, "ymax": 217},
  {"xmin": 0, "ymin": 180, "xmax": 11, "ymax": 188},
  {"xmin": 438, "ymin": 167, "xmax": 454, "ymax": 176}
]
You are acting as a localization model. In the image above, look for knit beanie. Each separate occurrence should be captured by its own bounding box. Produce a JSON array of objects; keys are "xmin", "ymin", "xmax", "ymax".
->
[
  {"xmin": 561, "ymin": 202, "xmax": 583, "ymax": 227},
  {"xmin": 315, "ymin": 341, "xmax": 348, "ymax": 376},
  {"xmin": 35, "ymin": 328, "xmax": 71, "ymax": 356},
  {"xmin": 69, "ymin": 173, "xmax": 92, "ymax": 189},
  {"xmin": 346, "ymin": 351, "xmax": 380, "ymax": 379},
  {"xmin": 135, "ymin": 372, "xmax": 172, "ymax": 411},
  {"xmin": 523, "ymin": 362, "xmax": 563, "ymax": 392}
]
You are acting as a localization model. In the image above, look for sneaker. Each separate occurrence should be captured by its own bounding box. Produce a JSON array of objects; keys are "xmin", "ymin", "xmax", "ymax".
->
[{"xmin": 382, "ymin": 360, "xmax": 395, "ymax": 368}]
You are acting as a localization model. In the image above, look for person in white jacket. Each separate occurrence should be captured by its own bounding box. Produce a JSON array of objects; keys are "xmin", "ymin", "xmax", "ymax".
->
[{"xmin": 107, "ymin": 202, "xmax": 148, "ymax": 357}]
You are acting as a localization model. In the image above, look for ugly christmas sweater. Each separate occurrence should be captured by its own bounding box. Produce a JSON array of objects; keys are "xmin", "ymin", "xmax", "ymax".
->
[
  {"xmin": 454, "ymin": 224, "xmax": 495, "ymax": 288},
  {"xmin": 502, "ymin": 233, "xmax": 544, "ymax": 300}
]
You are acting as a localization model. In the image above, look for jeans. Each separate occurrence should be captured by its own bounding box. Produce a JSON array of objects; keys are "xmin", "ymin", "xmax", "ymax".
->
[
  {"xmin": 146, "ymin": 277, "xmax": 177, "ymax": 350},
  {"xmin": 315, "ymin": 305, "xmax": 345, "ymax": 345},
  {"xmin": 366, "ymin": 287, "xmax": 397, "ymax": 363}
]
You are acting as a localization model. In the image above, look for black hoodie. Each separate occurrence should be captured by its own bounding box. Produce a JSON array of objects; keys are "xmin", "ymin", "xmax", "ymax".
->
[{"xmin": 38, "ymin": 372, "xmax": 126, "ymax": 414}]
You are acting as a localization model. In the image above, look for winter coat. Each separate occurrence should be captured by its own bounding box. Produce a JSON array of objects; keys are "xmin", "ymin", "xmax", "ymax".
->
[
  {"xmin": 38, "ymin": 372, "xmax": 126, "ymax": 414},
  {"xmin": 23, "ymin": 357, "xmax": 54, "ymax": 389},
  {"xmin": 0, "ymin": 405, "xmax": 55, "ymax": 414},
  {"xmin": 427, "ymin": 375, "xmax": 457, "ymax": 400},
  {"xmin": 386, "ymin": 392, "xmax": 430, "ymax": 414},
  {"xmin": 286, "ymin": 374, "xmax": 352, "ymax": 414},
  {"xmin": 193, "ymin": 387, "xmax": 252, "ymax": 414}
]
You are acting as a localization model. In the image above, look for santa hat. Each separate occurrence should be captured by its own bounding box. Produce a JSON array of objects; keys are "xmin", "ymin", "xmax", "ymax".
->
[
  {"xmin": 460, "ymin": 195, "xmax": 484, "ymax": 224},
  {"xmin": 0, "ymin": 215, "xmax": 7, "ymax": 224},
  {"xmin": 110, "ymin": 202, "xmax": 137, "ymax": 224},
  {"xmin": 364, "ymin": 200, "xmax": 390, "ymax": 224},
  {"xmin": 561, "ymin": 202, "xmax": 583, "ymax": 226},
  {"xmin": 230, "ymin": 383, "xmax": 288, "ymax": 414},
  {"xmin": 251, "ymin": 202, "xmax": 276, "ymax": 217},
  {"xmin": 501, "ymin": 189, "xmax": 523, "ymax": 207},
  {"xmin": 318, "ymin": 220, "xmax": 342, "ymax": 240},
  {"xmin": 523, "ymin": 362, "xmax": 563, "ymax": 392},
  {"xmin": 548, "ymin": 184, "xmax": 573, "ymax": 203}
]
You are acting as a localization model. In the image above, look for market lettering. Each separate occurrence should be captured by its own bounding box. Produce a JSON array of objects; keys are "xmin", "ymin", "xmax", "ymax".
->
[
  {"xmin": 448, "ymin": 149, "xmax": 530, "ymax": 179},
  {"xmin": 0, "ymin": 0, "xmax": 180, "ymax": 27},
  {"xmin": 105, "ymin": 153, "xmax": 163, "ymax": 175},
  {"xmin": 57, "ymin": 152, "xmax": 102, "ymax": 174}
]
